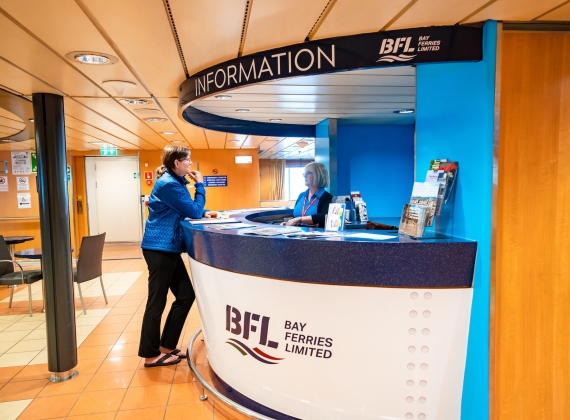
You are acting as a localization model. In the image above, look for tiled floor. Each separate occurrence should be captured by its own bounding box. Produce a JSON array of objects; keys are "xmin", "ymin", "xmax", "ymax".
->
[{"xmin": 0, "ymin": 249, "xmax": 246, "ymax": 420}]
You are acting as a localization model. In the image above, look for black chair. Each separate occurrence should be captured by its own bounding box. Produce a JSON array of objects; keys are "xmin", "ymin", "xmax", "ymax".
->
[
  {"xmin": 0, "ymin": 235, "xmax": 43, "ymax": 317},
  {"xmin": 74, "ymin": 233, "xmax": 107, "ymax": 314}
]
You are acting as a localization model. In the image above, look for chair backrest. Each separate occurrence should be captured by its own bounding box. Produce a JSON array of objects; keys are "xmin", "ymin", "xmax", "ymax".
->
[
  {"xmin": 0, "ymin": 236, "xmax": 14, "ymax": 276},
  {"xmin": 76, "ymin": 233, "xmax": 106, "ymax": 283}
]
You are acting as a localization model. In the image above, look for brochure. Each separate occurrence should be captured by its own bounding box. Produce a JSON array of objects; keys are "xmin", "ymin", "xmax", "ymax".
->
[
  {"xmin": 206, "ymin": 223, "xmax": 251, "ymax": 230},
  {"xmin": 409, "ymin": 182, "xmax": 439, "ymax": 227},
  {"xmin": 356, "ymin": 201, "xmax": 368, "ymax": 222},
  {"xmin": 325, "ymin": 203, "xmax": 346, "ymax": 232},
  {"xmin": 399, "ymin": 203, "xmax": 429, "ymax": 238},
  {"xmin": 186, "ymin": 218, "xmax": 239, "ymax": 224}
]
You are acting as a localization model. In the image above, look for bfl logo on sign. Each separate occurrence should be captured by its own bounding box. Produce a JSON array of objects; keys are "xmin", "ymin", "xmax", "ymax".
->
[
  {"xmin": 225, "ymin": 305, "xmax": 283, "ymax": 364},
  {"xmin": 378, "ymin": 35, "xmax": 441, "ymax": 63}
]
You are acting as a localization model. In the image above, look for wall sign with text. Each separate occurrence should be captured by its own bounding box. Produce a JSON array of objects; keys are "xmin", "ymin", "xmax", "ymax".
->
[{"xmin": 203, "ymin": 176, "xmax": 228, "ymax": 187}]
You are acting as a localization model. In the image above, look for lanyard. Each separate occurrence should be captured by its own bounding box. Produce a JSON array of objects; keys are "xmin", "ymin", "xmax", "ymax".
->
[{"xmin": 301, "ymin": 193, "xmax": 318, "ymax": 217}]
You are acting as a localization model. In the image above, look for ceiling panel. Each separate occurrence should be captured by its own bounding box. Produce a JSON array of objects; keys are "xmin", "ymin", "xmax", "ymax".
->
[
  {"xmin": 157, "ymin": 97, "xmax": 209, "ymax": 148},
  {"xmin": 242, "ymin": 135, "xmax": 269, "ymax": 148},
  {"xmin": 0, "ymin": 0, "xmax": 148, "ymax": 98},
  {"xmin": 243, "ymin": 0, "xmax": 330, "ymax": 55},
  {"xmin": 225, "ymin": 133, "xmax": 248, "ymax": 149},
  {"xmin": 169, "ymin": 0, "xmax": 246, "ymax": 75},
  {"xmin": 74, "ymin": 97, "xmax": 175, "ymax": 147},
  {"xmin": 465, "ymin": 0, "xmax": 563, "ymax": 22},
  {"xmin": 195, "ymin": 101, "xmax": 415, "ymax": 111},
  {"xmin": 0, "ymin": 59, "xmax": 60, "ymax": 96},
  {"xmin": 199, "ymin": 93, "xmax": 415, "ymax": 103},
  {"xmin": 204, "ymin": 129, "xmax": 226, "ymax": 149},
  {"xmin": 64, "ymin": 125, "xmax": 134, "ymax": 150},
  {"xmin": 81, "ymin": 0, "xmax": 186, "ymax": 97},
  {"xmin": 389, "ymin": 0, "xmax": 490, "ymax": 30},
  {"xmin": 0, "ymin": 13, "xmax": 106, "ymax": 97},
  {"xmin": 537, "ymin": 2, "xmax": 570, "ymax": 19},
  {"xmin": 314, "ymin": 0, "xmax": 407, "ymax": 39},
  {"xmin": 259, "ymin": 137, "xmax": 305, "ymax": 158},
  {"xmin": 0, "ymin": 115, "xmax": 25, "ymax": 131}
]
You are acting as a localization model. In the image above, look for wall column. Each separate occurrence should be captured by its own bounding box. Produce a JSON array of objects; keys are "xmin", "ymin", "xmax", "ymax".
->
[
  {"xmin": 33, "ymin": 93, "xmax": 78, "ymax": 382},
  {"xmin": 315, "ymin": 118, "xmax": 339, "ymax": 195}
]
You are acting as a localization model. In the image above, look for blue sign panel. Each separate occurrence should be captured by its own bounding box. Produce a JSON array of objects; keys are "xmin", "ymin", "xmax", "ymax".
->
[{"xmin": 203, "ymin": 175, "xmax": 228, "ymax": 187}]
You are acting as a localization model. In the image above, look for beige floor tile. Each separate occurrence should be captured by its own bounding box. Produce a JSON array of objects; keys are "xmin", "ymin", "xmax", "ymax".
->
[
  {"xmin": 0, "ymin": 399, "xmax": 33, "ymax": 420},
  {"xmin": 6, "ymin": 339, "xmax": 46, "ymax": 354},
  {"xmin": 0, "ymin": 351, "xmax": 40, "ymax": 368}
]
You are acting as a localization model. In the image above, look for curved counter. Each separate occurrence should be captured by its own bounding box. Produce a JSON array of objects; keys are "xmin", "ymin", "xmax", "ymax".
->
[{"xmin": 183, "ymin": 209, "xmax": 477, "ymax": 420}]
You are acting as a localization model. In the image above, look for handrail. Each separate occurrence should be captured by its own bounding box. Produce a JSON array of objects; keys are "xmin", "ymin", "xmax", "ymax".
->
[
  {"xmin": 187, "ymin": 327, "xmax": 276, "ymax": 420},
  {"xmin": 0, "ymin": 216, "xmax": 40, "ymax": 221}
]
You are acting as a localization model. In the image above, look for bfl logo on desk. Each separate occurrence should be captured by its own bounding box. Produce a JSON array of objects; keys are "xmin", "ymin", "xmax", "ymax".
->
[{"xmin": 225, "ymin": 305, "xmax": 284, "ymax": 365}]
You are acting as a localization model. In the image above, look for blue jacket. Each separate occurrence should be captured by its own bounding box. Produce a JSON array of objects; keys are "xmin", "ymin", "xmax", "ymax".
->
[{"xmin": 141, "ymin": 169, "xmax": 206, "ymax": 253}]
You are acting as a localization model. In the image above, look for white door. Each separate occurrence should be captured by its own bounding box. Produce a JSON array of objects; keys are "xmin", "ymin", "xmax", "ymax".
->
[{"xmin": 86, "ymin": 157, "xmax": 142, "ymax": 242}]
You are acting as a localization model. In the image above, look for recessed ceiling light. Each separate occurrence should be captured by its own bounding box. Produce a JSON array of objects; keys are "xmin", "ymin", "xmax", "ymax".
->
[
  {"xmin": 215, "ymin": 95, "xmax": 232, "ymax": 100},
  {"xmin": 2, "ymin": 139, "xmax": 13, "ymax": 143},
  {"xmin": 394, "ymin": 109, "xmax": 414, "ymax": 114},
  {"xmin": 90, "ymin": 142, "xmax": 110, "ymax": 146},
  {"xmin": 29, "ymin": 118, "xmax": 34, "ymax": 122},
  {"xmin": 236, "ymin": 109, "xmax": 249, "ymax": 112},
  {"xmin": 269, "ymin": 119, "xmax": 282, "ymax": 122},
  {"xmin": 143, "ymin": 117, "xmax": 167, "ymax": 123},
  {"xmin": 119, "ymin": 98, "xmax": 151, "ymax": 105},
  {"xmin": 65, "ymin": 51, "xmax": 119, "ymax": 65},
  {"xmin": 161, "ymin": 131, "xmax": 176, "ymax": 135},
  {"xmin": 297, "ymin": 141, "xmax": 309, "ymax": 148},
  {"xmin": 229, "ymin": 140, "xmax": 241, "ymax": 143},
  {"xmin": 172, "ymin": 140, "xmax": 184, "ymax": 143}
]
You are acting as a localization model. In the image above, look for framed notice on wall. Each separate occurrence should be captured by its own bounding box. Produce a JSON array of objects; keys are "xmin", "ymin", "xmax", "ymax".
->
[
  {"xmin": 0, "ymin": 175, "xmax": 8, "ymax": 192},
  {"xmin": 11, "ymin": 151, "xmax": 32, "ymax": 175},
  {"xmin": 17, "ymin": 192, "xmax": 31, "ymax": 209}
]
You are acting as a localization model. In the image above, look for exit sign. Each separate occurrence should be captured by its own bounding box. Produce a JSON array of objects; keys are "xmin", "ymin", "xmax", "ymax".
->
[{"xmin": 100, "ymin": 148, "xmax": 117, "ymax": 156}]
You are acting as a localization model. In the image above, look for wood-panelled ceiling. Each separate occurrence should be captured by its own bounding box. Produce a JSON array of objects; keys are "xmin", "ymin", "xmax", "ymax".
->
[{"xmin": 0, "ymin": 0, "xmax": 567, "ymax": 157}]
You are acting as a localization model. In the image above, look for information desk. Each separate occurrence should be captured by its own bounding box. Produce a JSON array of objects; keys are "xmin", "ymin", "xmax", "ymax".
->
[{"xmin": 182, "ymin": 209, "xmax": 477, "ymax": 420}]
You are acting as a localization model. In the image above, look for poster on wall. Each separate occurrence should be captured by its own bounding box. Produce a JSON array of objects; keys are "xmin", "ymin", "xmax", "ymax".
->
[
  {"xmin": 11, "ymin": 151, "xmax": 32, "ymax": 175},
  {"xmin": 0, "ymin": 176, "xmax": 8, "ymax": 192},
  {"xmin": 17, "ymin": 192, "xmax": 31, "ymax": 209},
  {"xmin": 16, "ymin": 176, "xmax": 29, "ymax": 191}
]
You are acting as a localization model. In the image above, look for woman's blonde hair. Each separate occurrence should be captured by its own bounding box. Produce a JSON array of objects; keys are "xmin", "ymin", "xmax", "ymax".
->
[
  {"xmin": 156, "ymin": 145, "xmax": 190, "ymax": 178},
  {"xmin": 304, "ymin": 162, "xmax": 329, "ymax": 189}
]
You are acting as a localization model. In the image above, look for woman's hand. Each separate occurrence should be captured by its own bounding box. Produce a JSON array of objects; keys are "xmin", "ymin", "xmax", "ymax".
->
[
  {"xmin": 203, "ymin": 211, "xmax": 214, "ymax": 218},
  {"xmin": 187, "ymin": 170, "xmax": 203, "ymax": 183},
  {"xmin": 285, "ymin": 217, "xmax": 300, "ymax": 226}
]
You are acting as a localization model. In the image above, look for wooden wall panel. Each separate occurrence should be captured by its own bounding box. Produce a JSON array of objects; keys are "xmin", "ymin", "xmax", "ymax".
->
[{"xmin": 495, "ymin": 31, "xmax": 570, "ymax": 420}]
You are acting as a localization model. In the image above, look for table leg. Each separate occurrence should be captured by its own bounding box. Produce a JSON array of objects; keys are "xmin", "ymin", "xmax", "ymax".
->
[{"xmin": 8, "ymin": 244, "xmax": 15, "ymax": 259}]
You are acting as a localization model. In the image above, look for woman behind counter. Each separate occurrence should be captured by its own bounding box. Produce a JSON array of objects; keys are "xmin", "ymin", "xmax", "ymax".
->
[
  {"xmin": 139, "ymin": 145, "xmax": 210, "ymax": 368},
  {"xmin": 285, "ymin": 162, "xmax": 332, "ymax": 228}
]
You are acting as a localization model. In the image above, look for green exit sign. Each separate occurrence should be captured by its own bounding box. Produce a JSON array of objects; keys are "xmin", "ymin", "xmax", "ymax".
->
[{"xmin": 100, "ymin": 148, "xmax": 117, "ymax": 156}]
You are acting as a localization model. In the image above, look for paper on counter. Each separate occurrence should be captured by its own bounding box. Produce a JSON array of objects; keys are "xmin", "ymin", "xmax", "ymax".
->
[
  {"xmin": 186, "ymin": 218, "xmax": 239, "ymax": 225},
  {"xmin": 347, "ymin": 233, "xmax": 396, "ymax": 241},
  {"xmin": 207, "ymin": 223, "xmax": 251, "ymax": 230}
]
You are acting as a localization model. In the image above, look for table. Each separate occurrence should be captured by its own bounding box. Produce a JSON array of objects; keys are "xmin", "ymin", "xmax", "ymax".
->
[{"xmin": 4, "ymin": 236, "xmax": 34, "ymax": 257}]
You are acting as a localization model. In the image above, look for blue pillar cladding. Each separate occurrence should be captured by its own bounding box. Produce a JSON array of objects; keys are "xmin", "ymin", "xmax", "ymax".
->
[{"xmin": 416, "ymin": 21, "xmax": 497, "ymax": 420}]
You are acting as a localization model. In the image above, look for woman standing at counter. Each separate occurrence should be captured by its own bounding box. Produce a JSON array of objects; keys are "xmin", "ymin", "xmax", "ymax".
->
[
  {"xmin": 285, "ymin": 162, "xmax": 333, "ymax": 228},
  {"xmin": 139, "ymin": 146, "xmax": 208, "ymax": 367}
]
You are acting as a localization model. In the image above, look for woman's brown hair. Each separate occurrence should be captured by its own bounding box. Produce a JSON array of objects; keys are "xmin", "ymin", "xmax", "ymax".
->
[{"xmin": 156, "ymin": 145, "xmax": 190, "ymax": 178}]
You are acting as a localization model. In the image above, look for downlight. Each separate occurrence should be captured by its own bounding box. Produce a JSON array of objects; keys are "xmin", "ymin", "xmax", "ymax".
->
[
  {"xmin": 236, "ymin": 109, "xmax": 249, "ymax": 112},
  {"xmin": 269, "ymin": 119, "xmax": 282, "ymax": 122},
  {"xmin": 119, "ymin": 98, "xmax": 151, "ymax": 105},
  {"xmin": 161, "ymin": 131, "xmax": 176, "ymax": 135},
  {"xmin": 65, "ymin": 51, "xmax": 119, "ymax": 65},
  {"xmin": 215, "ymin": 95, "xmax": 232, "ymax": 100},
  {"xmin": 172, "ymin": 140, "xmax": 184, "ymax": 143},
  {"xmin": 143, "ymin": 117, "xmax": 167, "ymax": 123},
  {"xmin": 394, "ymin": 109, "xmax": 415, "ymax": 114}
]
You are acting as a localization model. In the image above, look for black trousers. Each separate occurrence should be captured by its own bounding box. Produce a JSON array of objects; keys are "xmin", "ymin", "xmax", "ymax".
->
[{"xmin": 138, "ymin": 249, "xmax": 195, "ymax": 358}]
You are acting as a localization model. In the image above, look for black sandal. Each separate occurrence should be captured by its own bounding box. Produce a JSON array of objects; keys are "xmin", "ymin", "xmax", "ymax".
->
[
  {"xmin": 144, "ymin": 353, "xmax": 181, "ymax": 368},
  {"xmin": 168, "ymin": 349, "xmax": 187, "ymax": 359}
]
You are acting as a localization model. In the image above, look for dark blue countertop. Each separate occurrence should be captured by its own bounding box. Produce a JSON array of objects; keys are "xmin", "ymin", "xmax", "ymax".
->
[{"xmin": 182, "ymin": 209, "xmax": 477, "ymax": 288}]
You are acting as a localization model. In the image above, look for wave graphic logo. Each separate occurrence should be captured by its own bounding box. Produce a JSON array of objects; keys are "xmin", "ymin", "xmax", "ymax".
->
[
  {"xmin": 378, "ymin": 37, "xmax": 417, "ymax": 63},
  {"xmin": 226, "ymin": 338, "xmax": 284, "ymax": 364},
  {"xmin": 225, "ymin": 305, "xmax": 282, "ymax": 365}
]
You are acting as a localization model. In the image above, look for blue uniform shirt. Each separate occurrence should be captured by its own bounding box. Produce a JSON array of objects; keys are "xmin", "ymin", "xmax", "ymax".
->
[{"xmin": 293, "ymin": 188, "xmax": 325, "ymax": 218}]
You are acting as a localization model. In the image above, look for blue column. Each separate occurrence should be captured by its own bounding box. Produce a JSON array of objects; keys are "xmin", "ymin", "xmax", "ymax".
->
[
  {"xmin": 415, "ymin": 21, "xmax": 497, "ymax": 420},
  {"xmin": 315, "ymin": 118, "xmax": 338, "ymax": 195}
]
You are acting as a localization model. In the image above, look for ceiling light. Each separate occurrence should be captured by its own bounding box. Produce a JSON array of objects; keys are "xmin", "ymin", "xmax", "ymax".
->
[
  {"xmin": 297, "ymin": 141, "xmax": 309, "ymax": 148},
  {"xmin": 229, "ymin": 140, "xmax": 241, "ymax": 143},
  {"xmin": 89, "ymin": 142, "xmax": 110, "ymax": 146},
  {"xmin": 66, "ymin": 51, "xmax": 119, "ymax": 65},
  {"xmin": 120, "ymin": 98, "xmax": 151, "ymax": 105},
  {"xmin": 29, "ymin": 118, "xmax": 34, "ymax": 122},
  {"xmin": 269, "ymin": 119, "xmax": 282, "ymax": 122},
  {"xmin": 215, "ymin": 95, "xmax": 232, "ymax": 100},
  {"xmin": 394, "ymin": 109, "xmax": 414, "ymax": 114},
  {"xmin": 133, "ymin": 108, "xmax": 161, "ymax": 115},
  {"xmin": 102, "ymin": 80, "xmax": 137, "ymax": 96},
  {"xmin": 143, "ymin": 117, "xmax": 167, "ymax": 123},
  {"xmin": 2, "ymin": 140, "xmax": 13, "ymax": 143},
  {"xmin": 161, "ymin": 131, "xmax": 176, "ymax": 135},
  {"xmin": 172, "ymin": 140, "xmax": 184, "ymax": 143},
  {"xmin": 236, "ymin": 109, "xmax": 249, "ymax": 112}
]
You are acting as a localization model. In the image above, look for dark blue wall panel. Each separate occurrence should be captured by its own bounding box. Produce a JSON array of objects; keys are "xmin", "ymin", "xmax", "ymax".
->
[{"xmin": 337, "ymin": 124, "xmax": 415, "ymax": 217}]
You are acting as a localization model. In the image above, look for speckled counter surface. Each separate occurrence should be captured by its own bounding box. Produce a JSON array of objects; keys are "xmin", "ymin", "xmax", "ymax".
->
[{"xmin": 181, "ymin": 209, "xmax": 477, "ymax": 288}]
